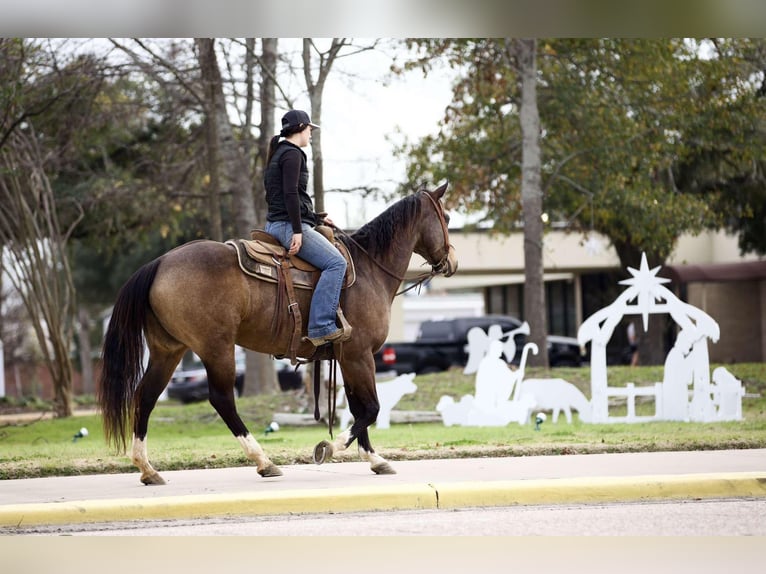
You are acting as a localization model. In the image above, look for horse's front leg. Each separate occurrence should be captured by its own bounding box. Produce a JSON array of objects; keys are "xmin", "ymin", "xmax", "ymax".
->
[
  {"xmin": 313, "ymin": 385, "xmax": 396, "ymax": 475},
  {"xmin": 354, "ymin": 419, "xmax": 396, "ymax": 475}
]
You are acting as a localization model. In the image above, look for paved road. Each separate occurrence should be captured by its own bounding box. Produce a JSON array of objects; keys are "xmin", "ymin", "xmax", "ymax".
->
[
  {"xmin": 31, "ymin": 498, "xmax": 764, "ymax": 536},
  {"xmin": 1, "ymin": 449, "xmax": 765, "ymax": 533}
]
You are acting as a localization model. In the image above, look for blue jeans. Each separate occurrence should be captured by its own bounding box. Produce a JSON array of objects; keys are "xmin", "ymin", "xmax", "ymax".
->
[{"xmin": 265, "ymin": 221, "xmax": 347, "ymax": 339}]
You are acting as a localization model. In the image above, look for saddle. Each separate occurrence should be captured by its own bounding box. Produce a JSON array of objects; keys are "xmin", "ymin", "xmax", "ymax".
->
[
  {"xmin": 227, "ymin": 227, "xmax": 355, "ymax": 291},
  {"xmin": 225, "ymin": 226, "xmax": 355, "ymax": 363}
]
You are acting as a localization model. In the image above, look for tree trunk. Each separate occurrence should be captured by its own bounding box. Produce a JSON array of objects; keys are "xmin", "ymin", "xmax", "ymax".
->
[
  {"xmin": 302, "ymin": 38, "xmax": 348, "ymax": 215},
  {"xmin": 76, "ymin": 307, "xmax": 94, "ymax": 395},
  {"xmin": 237, "ymin": 38, "xmax": 282, "ymax": 396},
  {"xmin": 515, "ymin": 38, "xmax": 549, "ymax": 368},
  {"xmin": 195, "ymin": 38, "xmax": 224, "ymax": 242},
  {"xmin": 196, "ymin": 38, "xmax": 278, "ymax": 395},
  {"xmin": 254, "ymin": 38, "xmax": 278, "ymax": 225},
  {"xmin": 309, "ymin": 96, "xmax": 324, "ymax": 213}
]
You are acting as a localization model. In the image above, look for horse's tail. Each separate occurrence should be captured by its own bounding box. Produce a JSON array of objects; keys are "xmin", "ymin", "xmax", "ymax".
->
[{"xmin": 97, "ymin": 258, "xmax": 163, "ymax": 453}]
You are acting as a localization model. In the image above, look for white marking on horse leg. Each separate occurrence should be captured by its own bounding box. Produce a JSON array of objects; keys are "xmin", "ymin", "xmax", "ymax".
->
[
  {"xmin": 357, "ymin": 445, "xmax": 385, "ymax": 466},
  {"xmin": 331, "ymin": 429, "xmax": 352, "ymax": 453},
  {"xmin": 131, "ymin": 435, "xmax": 165, "ymax": 484},
  {"xmin": 358, "ymin": 447, "xmax": 395, "ymax": 474},
  {"xmin": 237, "ymin": 433, "xmax": 276, "ymax": 473}
]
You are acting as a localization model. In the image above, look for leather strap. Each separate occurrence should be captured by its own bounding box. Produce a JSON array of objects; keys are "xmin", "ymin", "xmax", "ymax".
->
[{"xmin": 278, "ymin": 256, "xmax": 303, "ymax": 363}]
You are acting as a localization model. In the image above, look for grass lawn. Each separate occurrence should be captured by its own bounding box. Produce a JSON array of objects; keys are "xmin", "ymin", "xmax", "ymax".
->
[{"xmin": 1, "ymin": 363, "xmax": 764, "ymax": 480}]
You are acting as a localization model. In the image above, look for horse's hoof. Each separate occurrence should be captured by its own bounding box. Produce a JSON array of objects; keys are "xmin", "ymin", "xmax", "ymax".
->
[
  {"xmin": 371, "ymin": 461, "xmax": 396, "ymax": 475},
  {"xmin": 313, "ymin": 440, "xmax": 334, "ymax": 465},
  {"xmin": 258, "ymin": 463, "xmax": 283, "ymax": 478},
  {"xmin": 141, "ymin": 472, "xmax": 166, "ymax": 485}
]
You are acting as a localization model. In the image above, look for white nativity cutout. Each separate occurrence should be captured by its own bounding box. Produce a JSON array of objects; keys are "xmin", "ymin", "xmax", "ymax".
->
[
  {"xmin": 437, "ymin": 252, "xmax": 745, "ymax": 427},
  {"xmin": 438, "ymin": 337, "xmax": 592, "ymax": 427},
  {"xmin": 577, "ymin": 252, "xmax": 745, "ymax": 423},
  {"xmin": 463, "ymin": 321, "xmax": 530, "ymax": 375}
]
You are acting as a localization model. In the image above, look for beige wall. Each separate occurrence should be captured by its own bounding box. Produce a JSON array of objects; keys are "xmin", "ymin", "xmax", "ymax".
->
[
  {"xmin": 409, "ymin": 229, "xmax": 760, "ymax": 278},
  {"xmin": 687, "ymin": 280, "xmax": 765, "ymax": 363}
]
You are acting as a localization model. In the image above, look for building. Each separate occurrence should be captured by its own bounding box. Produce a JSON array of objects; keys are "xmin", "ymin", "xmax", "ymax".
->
[{"xmin": 392, "ymin": 228, "xmax": 765, "ymax": 364}]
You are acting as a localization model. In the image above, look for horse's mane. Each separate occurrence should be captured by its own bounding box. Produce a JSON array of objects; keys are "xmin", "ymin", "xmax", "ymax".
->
[{"xmin": 345, "ymin": 193, "xmax": 422, "ymax": 258}]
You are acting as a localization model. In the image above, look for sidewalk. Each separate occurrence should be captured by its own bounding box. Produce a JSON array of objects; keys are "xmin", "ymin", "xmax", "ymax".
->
[{"xmin": 1, "ymin": 449, "xmax": 765, "ymax": 528}]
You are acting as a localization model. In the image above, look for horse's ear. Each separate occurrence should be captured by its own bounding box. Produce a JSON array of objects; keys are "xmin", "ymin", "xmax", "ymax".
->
[{"xmin": 431, "ymin": 181, "xmax": 448, "ymax": 199}]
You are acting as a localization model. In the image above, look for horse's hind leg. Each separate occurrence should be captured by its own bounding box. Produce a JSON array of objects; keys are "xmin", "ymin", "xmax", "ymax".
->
[
  {"xmin": 204, "ymin": 358, "xmax": 282, "ymax": 478},
  {"xmin": 132, "ymin": 348, "xmax": 185, "ymax": 485}
]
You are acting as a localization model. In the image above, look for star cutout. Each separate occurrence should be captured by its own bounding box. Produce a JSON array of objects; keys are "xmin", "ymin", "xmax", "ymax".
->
[{"xmin": 619, "ymin": 252, "xmax": 670, "ymax": 330}]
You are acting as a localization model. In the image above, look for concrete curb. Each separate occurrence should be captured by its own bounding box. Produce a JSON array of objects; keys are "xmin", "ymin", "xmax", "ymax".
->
[
  {"xmin": 432, "ymin": 471, "xmax": 766, "ymax": 508},
  {"xmin": 2, "ymin": 471, "xmax": 764, "ymax": 528}
]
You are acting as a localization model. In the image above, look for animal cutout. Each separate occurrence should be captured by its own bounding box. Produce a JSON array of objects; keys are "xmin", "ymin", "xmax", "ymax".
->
[
  {"xmin": 436, "ymin": 394, "xmax": 474, "ymax": 427},
  {"xmin": 711, "ymin": 367, "xmax": 746, "ymax": 422},
  {"xmin": 519, "ymin": 379, "xmax": 592, "ymax": 424},
  {"xmin": 338, "ymin": 373, "xmax": 418, "ymax": 430}
]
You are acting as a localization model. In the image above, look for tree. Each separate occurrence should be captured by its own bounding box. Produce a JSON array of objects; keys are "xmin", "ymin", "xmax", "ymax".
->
[
  {"xmin": 106, "ymin": 38, "xmax": 281, "ymax": 394},
  {"xmin": 397, "ymin": 38, "xmax": 766, "ymax": 364},
  {"xmin": 301, "ymin": 38, "xmax": 380, "ymax": 212},
  {"xmin": 0, "ymin": 38, "xmax": 117, "ymax": 415},
  {"xmin": 396, "ymin": 38, "xmax": 550, "ymax": 366},
  {"xmin": 194, "ymin": 38, "xmax": 279, "ymax": 394},
  {"xmin": 0, "ymin": 128, "xmax": 79, "ymax": 416}
]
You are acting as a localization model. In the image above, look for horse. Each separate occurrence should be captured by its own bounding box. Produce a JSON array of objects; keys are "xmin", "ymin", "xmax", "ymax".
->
[{"xmin": 97, "ymin": 183, "xmax": 458, "ymax": 485}]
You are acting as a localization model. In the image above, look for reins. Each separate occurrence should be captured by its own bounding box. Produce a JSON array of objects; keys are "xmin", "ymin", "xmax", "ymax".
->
[{"xmin": 330, "ymin": 191, "xmax": 453, "ymax": 297}]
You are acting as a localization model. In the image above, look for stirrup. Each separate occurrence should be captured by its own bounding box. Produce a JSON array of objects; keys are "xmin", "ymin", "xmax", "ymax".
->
[
  {"xmin": 303, "ymin": 326, "xmax": 351, "ymax": 347},
  {"xmin": 336, "ymin": 308, "xmax": 352, "ymax": 339}
]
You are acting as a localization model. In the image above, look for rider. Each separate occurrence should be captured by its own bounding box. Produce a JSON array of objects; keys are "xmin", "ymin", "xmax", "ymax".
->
[{"xmin": 264, "ymin": 109, "xmax": 351, "ymax": 347}]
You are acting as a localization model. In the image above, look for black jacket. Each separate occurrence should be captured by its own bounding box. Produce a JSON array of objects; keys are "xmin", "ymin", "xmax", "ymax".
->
[{"xmin": 264, "ymin": 141, "xmax": 317, "ymax": 233}]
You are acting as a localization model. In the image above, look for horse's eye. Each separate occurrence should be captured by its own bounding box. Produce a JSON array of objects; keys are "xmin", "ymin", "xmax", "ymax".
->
[{"xmin": 444, "ymin": 212, "xmax": 451, "ymax": 225}]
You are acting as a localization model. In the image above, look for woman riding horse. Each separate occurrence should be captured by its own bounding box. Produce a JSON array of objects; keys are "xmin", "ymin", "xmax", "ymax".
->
[{"xmin": 98, "ymin": 184, "xmax": 457, "ymax": 485}]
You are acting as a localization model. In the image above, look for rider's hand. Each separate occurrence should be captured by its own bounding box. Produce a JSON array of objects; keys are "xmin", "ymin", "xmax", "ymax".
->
[{"xmin": 289, "ymin": 233, "xmax": 302, "ymax": 255}]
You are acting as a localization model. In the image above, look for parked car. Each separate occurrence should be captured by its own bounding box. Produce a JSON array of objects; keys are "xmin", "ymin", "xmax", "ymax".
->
[
  {"xmin": 374, "ymin": 314, "xmax": 586, "ymax": 375},
  {"xmin": 167, "ymin": 348, "xmax": 304, "ymax": 403}
]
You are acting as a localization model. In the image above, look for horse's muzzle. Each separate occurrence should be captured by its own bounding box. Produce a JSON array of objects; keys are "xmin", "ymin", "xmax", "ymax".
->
[{"xmin": 436, "ymin": 246, "xmax": 458, "ymax": 277}]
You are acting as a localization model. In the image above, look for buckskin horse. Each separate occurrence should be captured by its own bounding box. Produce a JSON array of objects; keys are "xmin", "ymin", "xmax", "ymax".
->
[{"xmin": 98, "ymin": 183, "xmax": 458, "ymax": 485}]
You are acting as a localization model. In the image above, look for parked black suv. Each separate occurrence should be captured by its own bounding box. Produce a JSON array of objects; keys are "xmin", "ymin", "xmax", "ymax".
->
[{"xmin": 375, "ymin": 314, "xmax": 586, "ymax": 374}]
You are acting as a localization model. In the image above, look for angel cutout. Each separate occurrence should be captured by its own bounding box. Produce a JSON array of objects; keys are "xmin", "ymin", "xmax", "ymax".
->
[{"xmin": 463, "ymin": 321, "xmax": 530, "ymax": 374}]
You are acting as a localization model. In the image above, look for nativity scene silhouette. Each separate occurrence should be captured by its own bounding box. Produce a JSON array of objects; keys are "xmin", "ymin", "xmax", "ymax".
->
[
  {"xmin": 578, "ymin": 253, "xmax": 744, "ymax": 423},
  {"xmin": 437, "ymin": 253, "xmax": 745, "ymax": 427}
]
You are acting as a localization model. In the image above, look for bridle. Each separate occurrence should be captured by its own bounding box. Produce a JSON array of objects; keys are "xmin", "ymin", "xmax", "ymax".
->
[
  {"xmin": 420, "ymin": 190, "xmax": 453, "ymax": 277},
  {"xmin": 331, "ymin": 191, "xmax": 454, "ymax": 296}
]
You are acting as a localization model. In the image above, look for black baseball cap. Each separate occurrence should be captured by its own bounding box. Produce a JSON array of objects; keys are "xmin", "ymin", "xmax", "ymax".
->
[{"xmin": 281, "ymin": 109, "xmax": 320, "ymax": 130}]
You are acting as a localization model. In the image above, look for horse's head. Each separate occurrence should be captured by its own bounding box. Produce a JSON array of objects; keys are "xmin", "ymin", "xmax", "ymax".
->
[{"xmin": 415, "ymin": 182, "xmax": 458, "ymax": 278}]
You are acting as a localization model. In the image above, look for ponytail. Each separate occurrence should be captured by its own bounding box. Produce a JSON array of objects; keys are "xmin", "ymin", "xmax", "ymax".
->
[{"xmin": 265, "ymin": 134, "xmax": 281, "ymax": 166}]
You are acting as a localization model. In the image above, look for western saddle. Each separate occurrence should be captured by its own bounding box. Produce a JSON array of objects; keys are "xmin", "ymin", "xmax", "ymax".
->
[{"xmin": 225, "ymin": 226, "xmax": 355, "ymax": 363}]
